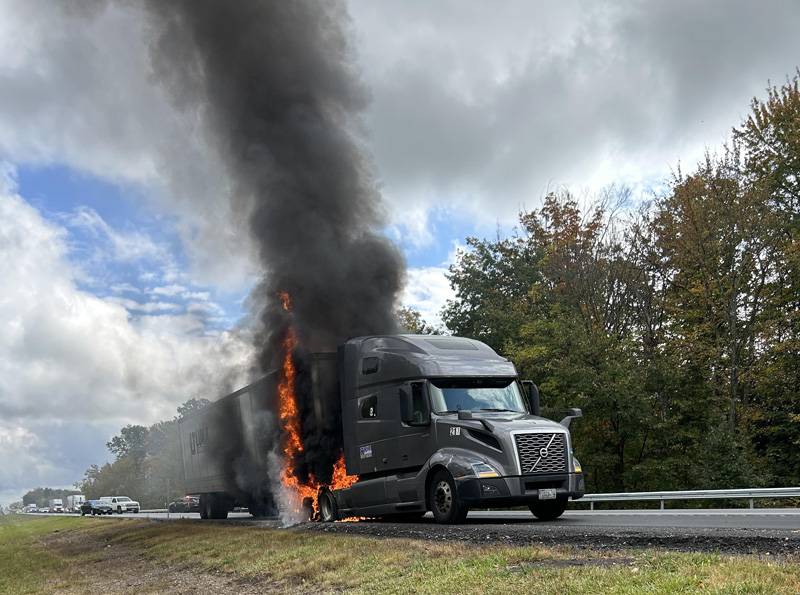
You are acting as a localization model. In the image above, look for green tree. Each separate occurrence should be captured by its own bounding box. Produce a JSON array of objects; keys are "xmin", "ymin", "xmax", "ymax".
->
[
  {"xmin": 396, "ymin": 307, "xmax": 440, "ymax": 334},
  {"xmin": 106, "ymin": 425, "xmax": 148, "ymax": 462}
]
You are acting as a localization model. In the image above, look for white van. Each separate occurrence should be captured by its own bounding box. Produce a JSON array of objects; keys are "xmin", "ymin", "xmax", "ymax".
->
[{"xmin": 100, "ymin": 496, "xmax": 140, "ymax": 513}]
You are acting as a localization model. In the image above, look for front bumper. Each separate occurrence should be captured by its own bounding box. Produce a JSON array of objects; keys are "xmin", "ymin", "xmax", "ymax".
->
[{"xmin": 456, "ymin": 472, "xmax": 585, "ymax": 507}]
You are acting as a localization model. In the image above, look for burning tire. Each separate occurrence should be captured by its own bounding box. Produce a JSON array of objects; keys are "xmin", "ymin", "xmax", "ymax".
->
[
  {"xmin": 318, "ymin": 489, "xmax": 338, "ymax": 522},
  {"xmin": 429, "ymin": 470, "xmax": 468, "ymax": 524}
]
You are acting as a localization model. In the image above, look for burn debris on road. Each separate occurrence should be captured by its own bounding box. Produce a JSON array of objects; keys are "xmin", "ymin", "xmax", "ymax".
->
[{"xmin": 300, "ymin": 519, "xmax": 800, "ymax": 555}]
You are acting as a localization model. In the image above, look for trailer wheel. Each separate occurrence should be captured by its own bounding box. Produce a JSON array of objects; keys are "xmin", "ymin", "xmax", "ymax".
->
[
  {"xmin": 199, "ymin": 494, "xmax": 210, "ymax": 519},
  {"xmin": 429, "ymin": 470, "xmax": 468, "ymax": 524},
  {"xmin": 529, "ymin": 498, "xmax": 567, "ymax": 521},
  {"xmin": 318, "ymin": 490, "xmax": 338, "ymax": 522},
  {"xmin": 210, "ymin": 494, "xmax": 229, "ymax": 520}
]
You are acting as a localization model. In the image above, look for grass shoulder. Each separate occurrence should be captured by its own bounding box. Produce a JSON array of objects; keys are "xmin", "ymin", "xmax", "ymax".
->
[{"xmin": 1, "ymin": 515, "xmax": 798, "ymax": 594}]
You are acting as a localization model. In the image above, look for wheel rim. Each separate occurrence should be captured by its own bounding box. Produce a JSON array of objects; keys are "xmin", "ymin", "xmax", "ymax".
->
[{"xmin": 434, "ymin": 480, "xmax": 453, "ymax": 515}]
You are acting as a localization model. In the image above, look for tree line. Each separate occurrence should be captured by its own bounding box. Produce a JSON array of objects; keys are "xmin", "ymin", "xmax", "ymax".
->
[{"xmin": 442, "ymin": 74, "xmax": 800, "ymax": 493}]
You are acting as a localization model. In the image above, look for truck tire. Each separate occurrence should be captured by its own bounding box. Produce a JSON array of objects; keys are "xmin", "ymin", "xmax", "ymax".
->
[
  {"xmin": 429, "ymin": 470, "xmax": 468, "ymax": 524},
  {"xmin": 529, "ymin": 498, "xmax": 567, "ymax": 521},
  {"xmin": 318, "ymin": 490, "xmax": 339, "ymax": 522},
  {"xmin": 199, "ymin": 494, "xmax": 210, "ymax": 519},
  {"xmin": 209, "ymin": 494, "xmax": 229, "ymax": 520},
  {"xmin": 168, "ymin": 503, "xmax": 176, "ymax": 513}
]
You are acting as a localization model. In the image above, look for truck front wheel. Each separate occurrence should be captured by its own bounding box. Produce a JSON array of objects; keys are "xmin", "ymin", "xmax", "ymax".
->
[
  {"xmin": 429, "ymin": 470, "xmax": 468, "ymax": 524},
  {"xmin": 529, "ymin": 498, "xmax": 567, "ymax": 521}
]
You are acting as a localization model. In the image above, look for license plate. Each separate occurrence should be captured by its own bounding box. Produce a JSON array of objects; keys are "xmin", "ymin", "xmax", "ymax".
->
[{"xmin": 539, "ymin": 488, "xmax": 557, "ymax": 500}]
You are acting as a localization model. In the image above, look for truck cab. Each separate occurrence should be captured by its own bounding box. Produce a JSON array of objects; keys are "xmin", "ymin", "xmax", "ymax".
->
[
  {"xmin": 319, "ymin": 335, "xmax": 585, "ymax": 523},
  {"xmin": 48, "ymin": 499, "xmax": 64, "ymax": 513}
]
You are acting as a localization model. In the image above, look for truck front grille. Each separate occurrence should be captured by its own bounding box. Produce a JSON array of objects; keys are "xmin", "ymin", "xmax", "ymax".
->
[{"xmin": 514, "ymin": 432, "xmax": 567, "ymax": 475}]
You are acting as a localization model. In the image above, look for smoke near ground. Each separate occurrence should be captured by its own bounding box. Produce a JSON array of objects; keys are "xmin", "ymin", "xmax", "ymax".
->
[{"xmin": 139, "ymin": 0, "xmax": 405, "ymax": 515}]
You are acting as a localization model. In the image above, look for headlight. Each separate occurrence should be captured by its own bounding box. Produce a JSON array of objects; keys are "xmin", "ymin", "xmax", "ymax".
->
[
  {"xmin": 471, "ymin": 462, "xmax": 500, "ymax": 478},
  {"xmin": 572, "ymin": 456, "xmax": 582, "ymax": 474}
]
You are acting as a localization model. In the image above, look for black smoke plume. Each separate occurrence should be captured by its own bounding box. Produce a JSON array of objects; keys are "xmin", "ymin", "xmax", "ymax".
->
[{"xmin": 140, "ymin": 1, "xmax": 404, "ymax": 499}]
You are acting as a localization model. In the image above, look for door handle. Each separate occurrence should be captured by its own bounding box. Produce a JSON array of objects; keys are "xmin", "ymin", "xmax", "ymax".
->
[
  {"xmin": 401, "ymin": 454, "xmax": 409, "ymax": 461},
  {"xmin": 382, "ymin": 457, "xmax": 388, "ymax": 464}
]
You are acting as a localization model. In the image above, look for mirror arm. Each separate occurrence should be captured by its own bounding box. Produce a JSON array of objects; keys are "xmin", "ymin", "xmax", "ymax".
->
[{"xmin": 559, "ymin": 408, "xmax": 583, "ymax": 428}]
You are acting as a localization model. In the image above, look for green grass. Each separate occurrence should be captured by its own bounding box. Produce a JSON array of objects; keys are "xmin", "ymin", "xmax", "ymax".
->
[
  {"xmin": 0, "ymin": 516, "xmax": 84, "ymax": 594},
  {"xmin": 1, "ymin": 514, "xmax": 798, "ymax": 594}
]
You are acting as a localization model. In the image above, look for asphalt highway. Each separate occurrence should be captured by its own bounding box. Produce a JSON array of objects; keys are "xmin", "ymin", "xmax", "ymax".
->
[
  {"xmin": 96, "ymin": 508, "xmax": 800, "ymax": 530},
  {"xmin": 30, "ymin": 508, "xmax": 800, "ymax": 553}
]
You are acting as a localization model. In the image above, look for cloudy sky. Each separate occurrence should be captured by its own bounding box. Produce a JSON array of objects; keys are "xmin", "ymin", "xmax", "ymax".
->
[{"xmin": 1, "ymin": 0, "xmax": 799, "ymax": 505}]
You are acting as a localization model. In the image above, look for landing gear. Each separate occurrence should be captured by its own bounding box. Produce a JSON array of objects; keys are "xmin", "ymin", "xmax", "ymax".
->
[{"xmin": 429, "ymin": 470, "xmax": 468, "ymax": 524}]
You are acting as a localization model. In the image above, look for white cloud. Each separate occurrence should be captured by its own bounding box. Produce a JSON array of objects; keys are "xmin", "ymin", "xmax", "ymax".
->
[
  {"xmin": 182, "ymin": 290, "xmax": 211, "ymax": 302},
  {"xmin": 149, "ymin": 284, "xmax": 187, "ymax": 297},
  {"xmin": 66, "ymin": 206, "xmax": 168, "ymax": 263},
  {"xmin": 109, "ymin": 282, "xmax": 140, "ymax": 294},
  {"xmin": 105, "ymin": 297, "xmax": 181, "ymax": 314},
  {"xmin": 403, "ymin": 266, "xmax": 455, "ymax": 330},
  {"xmin": 0, "ymin": 174, "xmax": 254, "ymax": 500}
]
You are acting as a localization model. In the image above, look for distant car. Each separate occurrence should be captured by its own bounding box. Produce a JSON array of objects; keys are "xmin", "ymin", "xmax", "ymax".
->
[
  {"xmin": 100, "ymin": 496, "xmax": 140, "ymax": 514},
  {"xmin": 40, "ymin": 507, "xmax": 50, "ymax": 513},
  {"xmin": 168, "ymin": 496, "xmax": 200, "ymax": 513},
  {"xmin": 80, "ymin": 500, "xmax": 113, "ymax": 516}
]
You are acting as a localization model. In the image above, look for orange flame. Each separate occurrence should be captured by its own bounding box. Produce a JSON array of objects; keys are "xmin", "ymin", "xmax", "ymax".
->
[
  {"xmin": 279, "ymin": 291, "xmax": 292, "ymax": 312},
  {"xmin": 276, "ymin": 291, "xmax": 358, "ymax": 516}
]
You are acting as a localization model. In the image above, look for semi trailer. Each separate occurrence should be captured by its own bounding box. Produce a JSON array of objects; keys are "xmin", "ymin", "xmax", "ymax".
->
[{"xmin": 179, "ymin": 334, "xmax": 585, "ymax": 523}]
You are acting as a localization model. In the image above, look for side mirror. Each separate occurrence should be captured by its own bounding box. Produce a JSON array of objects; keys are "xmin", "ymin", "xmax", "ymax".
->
[
  {"xmin": 400, "ymin": 382, "xmax": 431, "ymax": 426},
  {"xmin": 521, "ymin": 380, "xmax": 540, "ymax": 416},
  {"xmin": 560, "ymin": 408, "xmax": 582, "ymax": 428}
]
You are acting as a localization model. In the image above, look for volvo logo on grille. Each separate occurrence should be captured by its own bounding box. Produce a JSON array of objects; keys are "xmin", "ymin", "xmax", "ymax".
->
[{"xmin": 525, "ymin": 434, "xmax": 557, "ymax": 473}]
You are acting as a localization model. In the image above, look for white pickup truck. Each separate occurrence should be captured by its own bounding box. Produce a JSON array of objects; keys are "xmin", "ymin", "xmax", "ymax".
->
[{"xmin": 100, "ymin": 496, "xmax": 140, "ymax": 513}]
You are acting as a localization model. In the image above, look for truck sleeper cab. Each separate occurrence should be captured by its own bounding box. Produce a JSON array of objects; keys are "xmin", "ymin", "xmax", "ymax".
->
[{"xmin": 319, "ymin": 335, "xmax": 585, "ymax": 524}]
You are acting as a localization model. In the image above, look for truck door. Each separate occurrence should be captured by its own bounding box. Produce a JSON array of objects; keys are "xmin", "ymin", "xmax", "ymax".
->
[
  {"xmin": 395, "ymin": 381, "xmax": 435, "ymax": 469},
  {"xmin": 354, "ymin": 390, "xmax": 396, "ymax": 475}
]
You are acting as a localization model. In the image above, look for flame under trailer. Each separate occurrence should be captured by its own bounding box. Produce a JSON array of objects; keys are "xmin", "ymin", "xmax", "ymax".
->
[{"xmin": 179, "ymin": 334, "xmax": 585, "ymax": 523}]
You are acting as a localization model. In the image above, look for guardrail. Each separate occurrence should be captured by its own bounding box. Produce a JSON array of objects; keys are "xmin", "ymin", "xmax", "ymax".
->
[{"xmin": 580, "ymin": 487, "xmax": 800, "ymax": 510}]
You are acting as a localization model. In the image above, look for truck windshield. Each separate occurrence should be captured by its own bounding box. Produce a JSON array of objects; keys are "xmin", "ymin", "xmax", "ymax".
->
[{"xmin": 429, "ymin": 379, "xmax": 527, "ymax": 414}]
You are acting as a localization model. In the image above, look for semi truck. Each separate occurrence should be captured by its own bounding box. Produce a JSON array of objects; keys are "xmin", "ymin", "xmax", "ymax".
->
[
  {"xmin": 179, "ymin": 334, "xmax": 585, "ymax": 523},
  {"xmin": 66, "ymin": 494, "xmax": 85, "ymax": 513}
]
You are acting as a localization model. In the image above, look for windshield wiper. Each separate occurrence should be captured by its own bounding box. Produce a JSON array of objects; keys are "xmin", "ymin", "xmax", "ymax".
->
[{"xmin": 478, "ymin": 408, "xmax": 520, "ymax": 413}]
